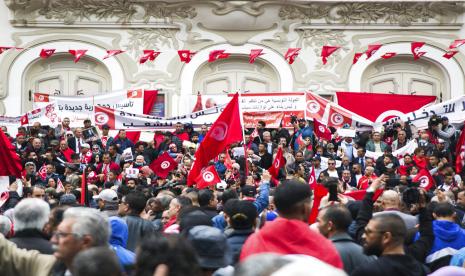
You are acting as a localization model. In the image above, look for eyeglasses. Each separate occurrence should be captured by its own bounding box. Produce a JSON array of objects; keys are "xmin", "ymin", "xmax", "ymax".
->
[{"xmin": 53, "ymin": 231, "xmax": 77, "ymax": 239}]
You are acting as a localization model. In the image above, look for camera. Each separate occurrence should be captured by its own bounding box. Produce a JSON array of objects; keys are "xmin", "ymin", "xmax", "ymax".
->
[{"xmin": 290, "ymin": 115, "xmax": 298, "ymax": 125}]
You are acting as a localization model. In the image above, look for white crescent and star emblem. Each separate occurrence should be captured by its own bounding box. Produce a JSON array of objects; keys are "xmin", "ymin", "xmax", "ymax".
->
[
  {"xmin": 306, "ymin": 100, "xmax": 320, "ymax": 114},
  {"xmin": 318, "ymin": 126, "xmax": 325, "ymax": 133},
  {"xmin": 419, "ymin": 176, "xmax": 429, "ymax": 188},
  {"xmin": 160, "ymin": 161, "xmax": 170, "ymax": 170},
  {"xmin": 330, "ymin": 113, "xmax": 344, "ymax": 125},
  {"xmin": 275, "ymin": 159, "xmax": 280, "ymax": 168},
  {"xmin": 203, "ymin": 171, "xmax": 214, "ymax": 182},
  {"xmin": 95, "ymin": 112, "xmax": 109, "ymax": 125},
  {"xmin": 210, "ymin": 121, "xmax": 228, "ymax": 141}
]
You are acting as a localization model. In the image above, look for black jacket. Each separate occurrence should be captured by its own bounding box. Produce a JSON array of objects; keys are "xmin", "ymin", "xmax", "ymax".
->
[
  {"xmin": 10, "ymin": 229, "xmax": 54, "ymax": 254},
  {"xmin": 226, "ymin": 229, "xmax": 254, "ymax": 264}
]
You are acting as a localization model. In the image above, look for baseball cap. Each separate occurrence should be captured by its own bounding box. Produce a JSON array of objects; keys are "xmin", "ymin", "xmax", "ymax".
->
[
  {"xmin": 94, "ymin": 189, "xmax": 118, "ymax": 203},
  {"xmin": 241, "ymin": 185, "xmax": 256, "ymax": 198},
  {"xmin": 187, "ymin": 225, "xmax": 232, "ymax": 269},
  {"xmin": 442, "ymin": 116, "xmax": 449, "ymax": 121}
]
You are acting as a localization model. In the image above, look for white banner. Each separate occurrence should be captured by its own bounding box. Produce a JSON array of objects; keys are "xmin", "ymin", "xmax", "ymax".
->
[
  {"xmin": 33, "ymin": 89, "xmax": 145, "ymax": 127},
  {"xmin": 238, "ymin": 92, "xmax": 306, "ymax": 112},
  {"xmin": 384, "ymin": 96, "xmax": 465, "ymax": 129},
  {"xmin": 94, "ymin": 104, "xmax": 226, "ymax": 130},
  {"xmin": 365, "ymin": 140, "xmax": 418, "ymax": 161}
]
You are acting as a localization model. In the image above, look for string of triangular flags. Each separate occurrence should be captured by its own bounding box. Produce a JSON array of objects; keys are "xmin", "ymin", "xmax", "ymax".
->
[{"xmin": 0, "ymin": 39, "xmax": 464, "ymax": 65}]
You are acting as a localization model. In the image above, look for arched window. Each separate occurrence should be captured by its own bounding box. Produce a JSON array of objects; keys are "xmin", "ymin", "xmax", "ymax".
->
[
  {"xmin": 361, "ymin": 56, "xmax": 449, "ymax": 100},
  {"xmin": 23, "ymin": 54, "xmax": 111, "ymax": 112},
  {"xmin": 193, "ymin": 56, "xmax": 280, "ymax": 94}
]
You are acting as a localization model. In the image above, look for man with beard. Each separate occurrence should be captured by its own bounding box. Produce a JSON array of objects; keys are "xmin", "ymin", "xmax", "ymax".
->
[{"xmin": 352, "ymin": 176, "xmax": 433, "ymax": 276}]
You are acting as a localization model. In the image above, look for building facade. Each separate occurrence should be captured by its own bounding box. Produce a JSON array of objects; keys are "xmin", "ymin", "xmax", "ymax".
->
[{"xmin": 1, "ymin": 1, "xmax": 464, "ymax": 116}]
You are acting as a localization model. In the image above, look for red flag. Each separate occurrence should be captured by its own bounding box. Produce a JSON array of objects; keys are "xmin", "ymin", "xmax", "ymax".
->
[
  {"xmin": 344, "ymin": 189, "xmax": 384, "ymax": 201},
  {"xmin": 0, "ymin": 47, "xmax": 13, "ymax": 54},
  {"xmin": 224, "ymin": 150, "xmax": 233, "ymax": 171},
  {"xmin": 308, "ymin": 166, "xmax": 317, "ymax": 189},
  {"xmin": 321, "ymin": 46, "xmax": 340, "ymax": 65},
  {"xmin": 68, "ymin": 50, "xmax": 87, "ymax": 63},
  {"xmin": 178, "ymin": 50, "xmax": 195, "ymax": 63},
  {"xmin": 33, "ymin": 93, "xmax": 49, "ymax": 102},
  {"xmin": 249, "ymin": 49, "xmax": 264, "ymax": 63},
  {"xmin": 38, "ymin": 163, "xmax": 47, "ymax": 181},
  {"xmin": 381, "ymin": 52, "xmax": 397, "ymax": 59},
  {"xmin": 94, "ymin": 105, "xmax": 116, "ymax": 129},
  {"xmin": 284, "ymin": 48, "xmax": 300, "ymax": 64},
  {"xmin": 456, "ymin": 128, "xmax": 465, "ymax": 173},
  {"xmin": 443, "ymin": 51, "xmax": 458, "ymax": 59},
  {"xmin": 187, "ymin": 94, "xmax": 243, "ymax": 186},
  {"xmin": 139, "ymin": 50, "xmax": 160, "ymax": 64},
  {"xmin": 353, "ymin": 52, "xmax": 363, "ymax": 64},
  {"xmin": 208, "ymin": 50, "xmax": 230, "ymax": 62},
  {"xmin": 20, "ymin": 114, "xmax": 29, "ymax": 126},
  {"xmin": 450, "ymin": 39, "xmax": 465, "ymax": 49},
  {"xmin": 57, "ymin": 178, "xmax": 64, "ymax": 193},
  {"xmin": 192, "ymin": 92, "xmax": 203, "ymax": 112},
  {"xmin": 411, "ymin": 42, "xmax": 426, "ymax": 60},
  {"xmin": 305, "ymin": 92, "xmax": 329, "ymax": 121},
  {"xmin": 103, "ymin": 50, "xmax": 124, "ymax": 60},
  {"xmin": 40, "ymin": 49, "xmax": 55, "ymax": 59},
  {"xmin": 149, "ymin": 152, "xmax": 178, "ymax": 179},
  {"xmin": 308, "ymin": 182, "xmax": 328, "ymax": 224},
  {"xmin": 313, "ymin": 119, "xmax": 332, "ymax": 141},
  {"xmin": 0, "ymin": 129, "xmax": 22, "ymax": 177},
  {"xmin": 327, "ymin": 105, "xmax": 352, "ymax": 128},
  {"xmin": 412, "ymin": 169, "xmax": 435, "ymax": 191},
  {"xmin": 195, "ymin": 165, "xmax": 221, "ymax": 190},
  {"xmin": 365, "ymin": 44, "xmax": 382, "ymax": 59},
  {"xmin": 268, "ymin": 147, "xmax": 284, "ymax": 178},
  {"xmin": 127, "ymin": 89, "xmax": 143, "ymax": 98}
]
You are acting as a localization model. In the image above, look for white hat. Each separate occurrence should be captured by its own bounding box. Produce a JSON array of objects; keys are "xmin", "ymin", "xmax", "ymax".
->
[
  {"xmin": 81, "ymin": 143, "xmax": 90, "ymax": 149},
  {"xmin": 93, "ymin": 189, "xmax": 118, "ymax": 203}
]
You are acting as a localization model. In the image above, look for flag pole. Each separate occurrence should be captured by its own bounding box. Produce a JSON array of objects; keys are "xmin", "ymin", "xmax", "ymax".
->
[{"xmin": 237, "ymin": 90, "xmax": 249, "ymax": 177}]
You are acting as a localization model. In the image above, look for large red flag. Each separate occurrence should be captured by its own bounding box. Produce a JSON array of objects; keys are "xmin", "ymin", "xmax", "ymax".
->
[
  {"xmin": 313, "ymin": 119, "xmax": 332, "ymax": 141},
  {"xmin": 412, "ymin": 169, "xmax": 435, "ymax": 191},
  {"xmin": 149, "ymin": 152, "xmax": 178, "ymax": 179},
  {"xmin": 192, "ymin": 92, "xmax": 203, "ymax": 112},
  {"xmin": 195, "ymin": 165, "xmax": 221, "ymax": 190},
  {"xmin": 187, "ymin": 94, "xmax": 243, "ymax": 185},
  {"xmin": 0, "ymin": 129, "xmax": 22, "ymax": 178},
  {"xmin": 268, "ymin": 147, "xmax": 284, "ymax": 178},
  {"xmin": 456, "ymin": 128, "xmax": 465, "ymax": 173},
  {"xmin": 308, "ymin": 182, "xmax": 328, "ymax": 224},
  {"xmin": 327, "ymin": 105, "xmax": 352, "ymax": 128},
  {"xmin": 305, "ymin": 92, "xmax": 329, "ymax": 121},
  {"xmin": 344, "ymin": 189, "xmax": 384, "ymax": 201}
]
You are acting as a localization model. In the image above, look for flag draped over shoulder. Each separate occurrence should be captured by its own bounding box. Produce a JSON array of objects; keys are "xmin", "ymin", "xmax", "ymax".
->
[{"xmin": 187, "ymin": 94, "xmax": 243, "ymax": 186}]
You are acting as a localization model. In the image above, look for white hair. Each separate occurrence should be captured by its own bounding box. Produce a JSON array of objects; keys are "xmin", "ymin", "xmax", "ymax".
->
[
  {"xmin": 63, "ymin": 207, "xmax": 110, "ymax": 246},
  {"xmin": 13, "ymin": 198, "xmax": 50, "ymax": 232}
]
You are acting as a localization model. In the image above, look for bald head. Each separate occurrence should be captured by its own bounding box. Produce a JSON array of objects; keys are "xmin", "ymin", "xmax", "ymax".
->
[{"xmin": 381, "ymin": 190, "xmax": 400, "ymax": 210}]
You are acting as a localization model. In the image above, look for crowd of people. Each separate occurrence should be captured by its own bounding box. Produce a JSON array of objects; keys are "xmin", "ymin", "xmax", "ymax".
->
[{"xmin": 1, "ymin": 113, "xmax": 465, "ymax": 276}]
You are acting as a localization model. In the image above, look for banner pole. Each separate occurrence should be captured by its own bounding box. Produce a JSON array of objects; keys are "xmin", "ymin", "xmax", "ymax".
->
[{"xmin": 237, "ymin": 90, "xmax": 249, "ymax": 177}]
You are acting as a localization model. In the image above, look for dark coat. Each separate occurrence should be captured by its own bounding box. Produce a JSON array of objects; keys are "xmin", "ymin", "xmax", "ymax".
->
[
  {"xmin": 123, "ymin": 214, "xmax": 156, "ymax": 252},
  {"xmin": 10, "ymin": 229, "xmax": 54, "ymax": 254},
  {"xmin": 226, "ymin": 229, "xmax": 254, "ymax": 264}
]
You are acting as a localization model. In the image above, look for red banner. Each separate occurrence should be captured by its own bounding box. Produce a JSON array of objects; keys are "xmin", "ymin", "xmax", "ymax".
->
[
  {"xmin": 336, "ymin": 92, "xmax": 436, "ymax": 122},
  {"xmin": 243, "ymin": 111, "xmax": 304, "ymax": 128}
]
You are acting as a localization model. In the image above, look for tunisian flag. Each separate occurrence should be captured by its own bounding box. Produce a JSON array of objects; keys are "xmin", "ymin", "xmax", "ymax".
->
[
  {"xmin": 149, "ymin": 152, "xmax": 178, "ymax": 179},
  {"xmin": 327, "ymin": 105, "xmax": 352, "ymax": 128},
  {"xmin": 313, "ymin": 119, "xmax": 332, "ymax": 141},
  {"xmin": 268, "ymin": 147, "xmax": 284, "ymax": 178},
  {"xmin": 192, "ymin": 92, "xmax": 203, "ymax": 112},
  {"xmin": 195, "ymin": 165, "xmax": 222, "ymax": 190},
  {"xmin": 305, "ymin": 92, "xmax": 329, "ymax": 121},
  {"xmin": 0, "ymin": 129, "xmax": 22, "ymax": 178},
  {"xmin": 336, "ymin": 92, "xmax": 436, "ymax": 122},
  {"xmin": 412, "ymin": 169, "xmax": 435, "ymax": 191},
  {"xmin": 456, "ymin": 127, "xmax": 465, "ymax": 173},
  {"xmin": 187, "ymin": 94, "xmax": 243, "ymax": 185}
]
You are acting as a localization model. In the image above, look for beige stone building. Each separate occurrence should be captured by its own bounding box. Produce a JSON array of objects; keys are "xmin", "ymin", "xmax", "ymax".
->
[{"xmin": 1, "ymin": 0, "xmax": 464, "ymax": 117}]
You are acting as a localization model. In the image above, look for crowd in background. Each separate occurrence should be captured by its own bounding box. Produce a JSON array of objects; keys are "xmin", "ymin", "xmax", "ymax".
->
[{"xmin": 1, "ymin": 113, "xmax": 465, "ymax": 276}]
